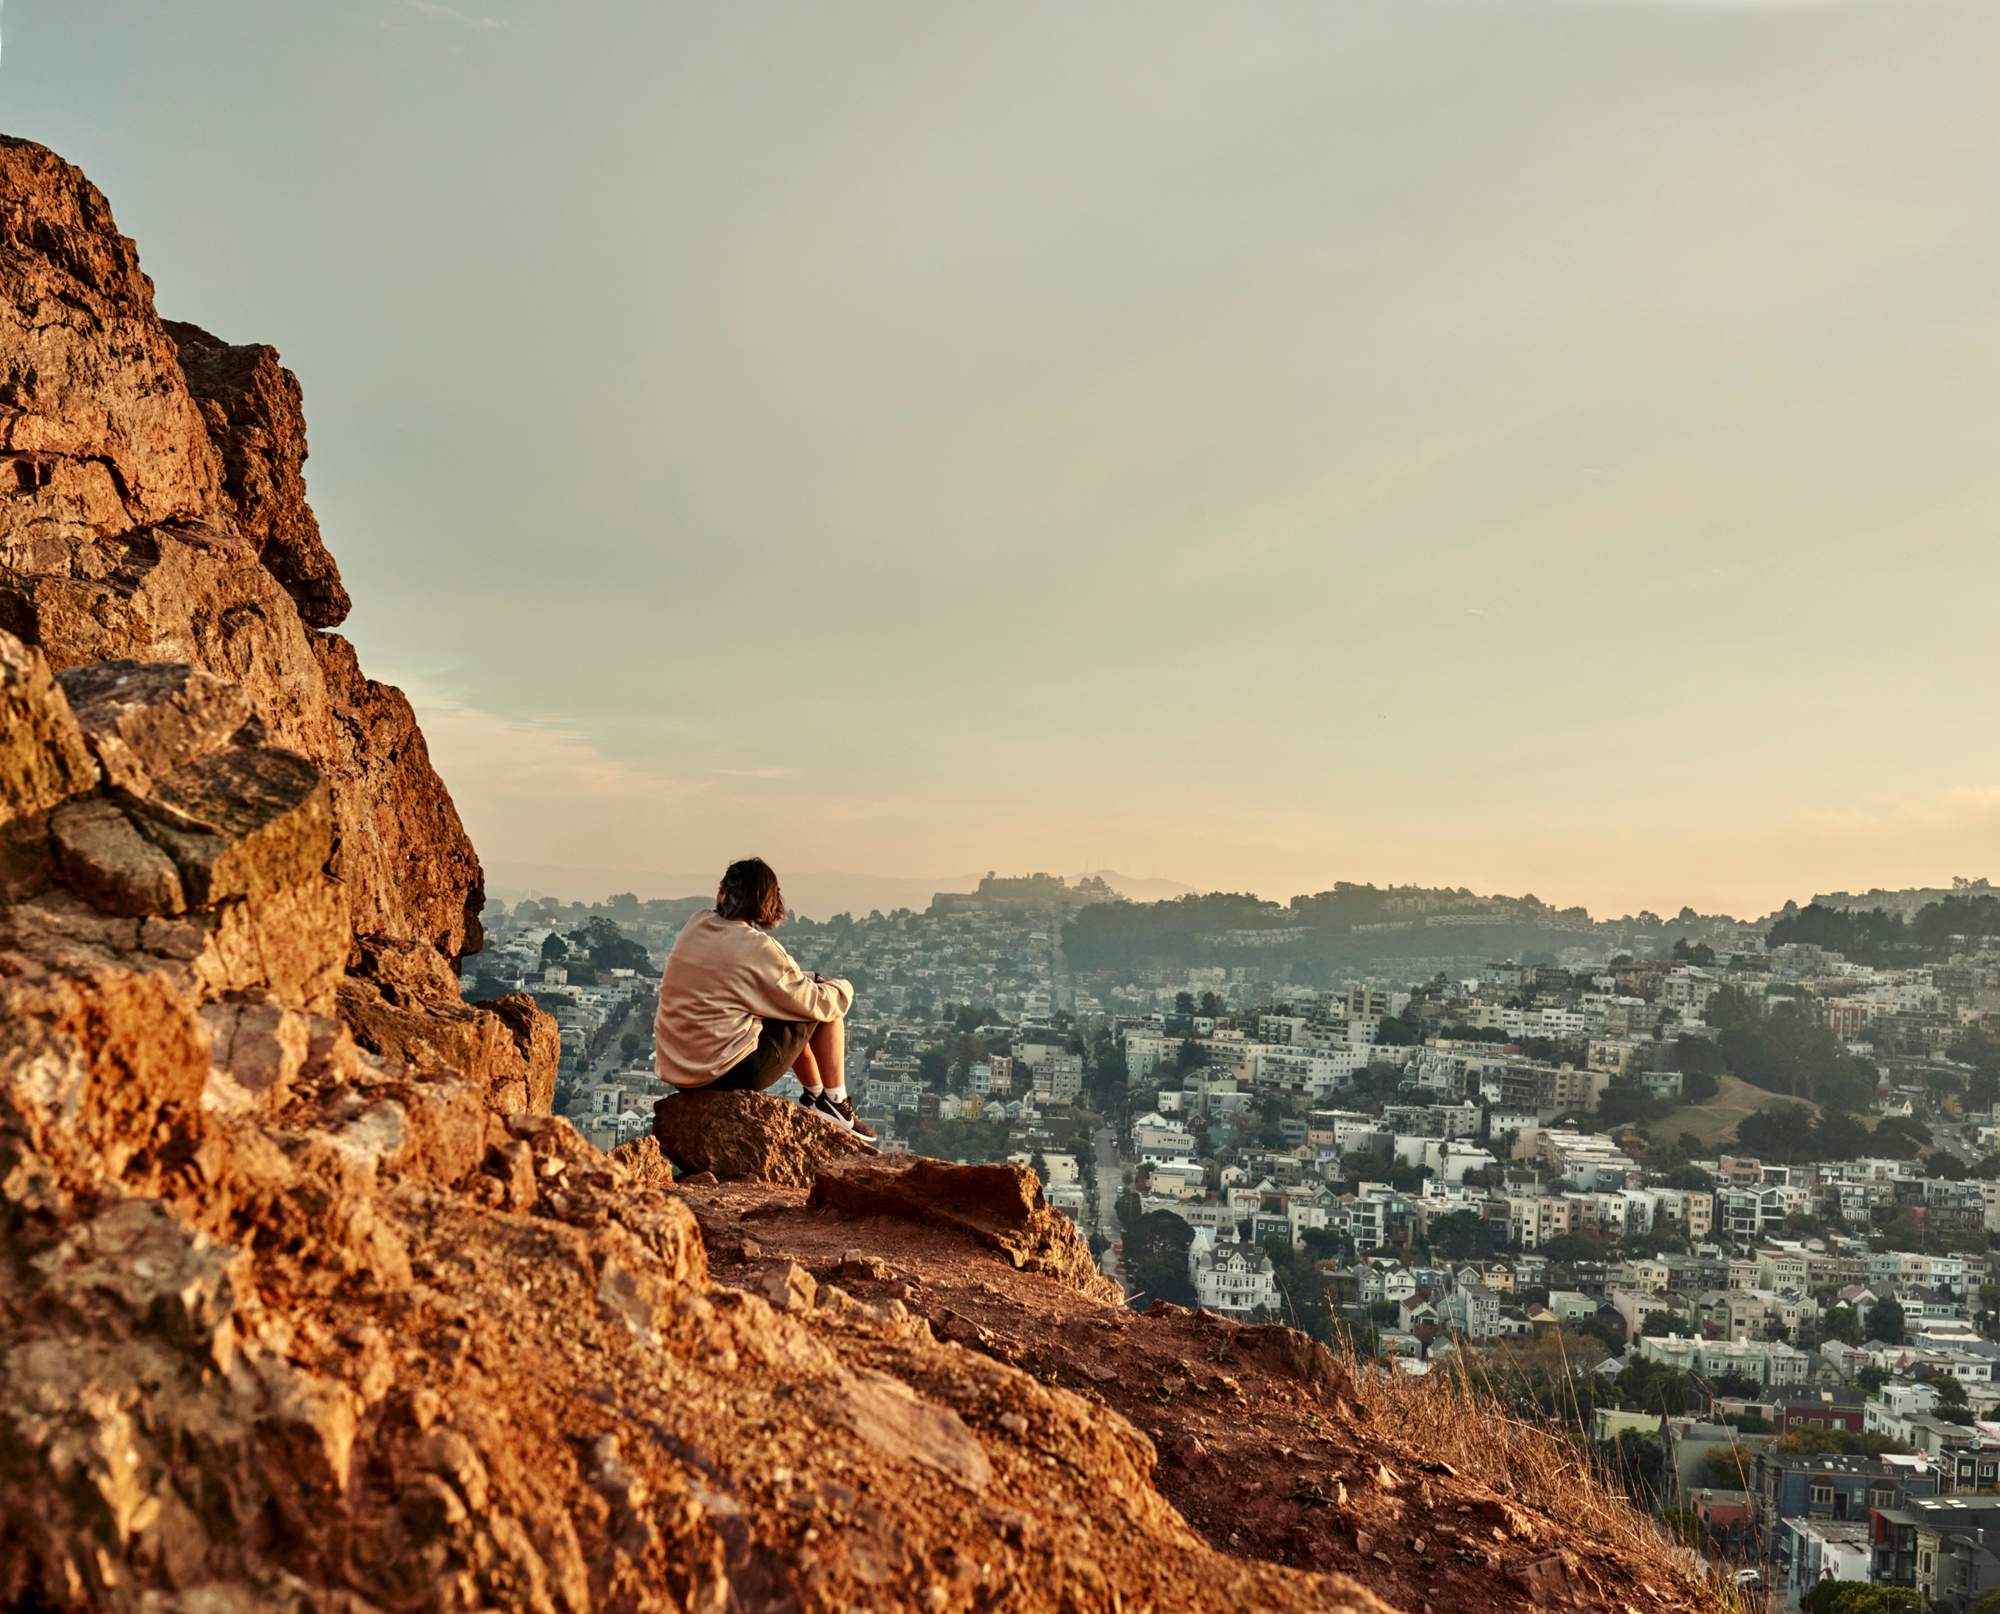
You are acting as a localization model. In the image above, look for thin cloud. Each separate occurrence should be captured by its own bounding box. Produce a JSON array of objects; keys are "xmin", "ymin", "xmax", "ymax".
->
[
  {"xmin": 387, "ymin": 673, "xmax": 697, "ymax": 810},
  {"xmin": 1795, "ymin": 786, "xmax": 2000, "ymax": 838},
  {"xmin": 408, "ymin": 1, "xmax": 508, "ymax": 31}
]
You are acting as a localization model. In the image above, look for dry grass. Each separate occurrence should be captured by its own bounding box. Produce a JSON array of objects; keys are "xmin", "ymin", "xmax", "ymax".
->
[
  {"xmin": 1337, "ymin": 1343, "xmax": 1750, "ymax": 1614},
  {"xmin": 1668, "ymin": 1073, "xmax": 1822, "ymax": 1149}
]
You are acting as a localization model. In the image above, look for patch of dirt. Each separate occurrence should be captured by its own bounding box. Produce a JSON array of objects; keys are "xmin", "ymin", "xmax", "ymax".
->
[{"xmin": 684, "ymin": 1179, "xmax": 1715, "ymax": 1614}]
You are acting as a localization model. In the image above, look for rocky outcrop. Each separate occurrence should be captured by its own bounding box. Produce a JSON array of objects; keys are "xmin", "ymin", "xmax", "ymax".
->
[
  {"xmin": 652, "ymin": 1087, "xmax": 875, "ymax": 1186},
  {"xmin": 164, "ymin": 318, "xmax": 351, "ymax": 628},
  {"xmin": 0, "ymin": 133, "xmax": 542, "ymax": 1098},
  {"xmin": 339, "ymin": 944, "xmax": 559, "ymax": 1116},
  {"xmin": 0, "ymin": 139, "xmax": 219, "ymax": 544},
  {"xmin": 0, "ymin": 635, "xmax": 1400, "ymax": 1614},
  {"xmin": 0, "ymin": 135, "xmax": 1722, "ymax": 1614},
  {"xmin": 1, "ymin": 631, "xmax": 348, "ymax": 1013},
  {"xmin": 808, "ymin": 1154, "xmax": 1123, "ymax": 1304}
]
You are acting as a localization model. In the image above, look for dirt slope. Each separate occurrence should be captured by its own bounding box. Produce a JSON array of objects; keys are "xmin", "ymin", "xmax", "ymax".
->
[{"xmin": 682, "ymin": 1162, "xmax": 1717, "ymax": 1614}]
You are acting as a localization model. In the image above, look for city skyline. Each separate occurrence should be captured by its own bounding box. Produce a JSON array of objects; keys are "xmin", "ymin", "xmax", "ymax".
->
[{"xmin": 7, "ymin": 1, "xmax": 1998, "ymax": 919}]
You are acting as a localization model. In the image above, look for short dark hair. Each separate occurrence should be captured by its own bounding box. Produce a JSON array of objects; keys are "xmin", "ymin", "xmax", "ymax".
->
[{"xmin": 716, "ymin": 858, "xmax": 785, "ymax": 928}]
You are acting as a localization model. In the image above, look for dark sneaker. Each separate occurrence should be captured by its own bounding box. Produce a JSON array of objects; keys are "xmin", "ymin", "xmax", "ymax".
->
[
  {"xmin": 803, "ymin": 1091, "xmax": 853, "ymax": 1133},
  {"xmin": 824, "ymin": 1095, "xmax": 877, "ymax": 1142}
]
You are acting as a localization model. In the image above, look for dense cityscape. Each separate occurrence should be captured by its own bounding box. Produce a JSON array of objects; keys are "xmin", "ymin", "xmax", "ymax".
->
[{"xmin": 470, "ymin": 871, "xmax": 2000, "ymax": 1609}]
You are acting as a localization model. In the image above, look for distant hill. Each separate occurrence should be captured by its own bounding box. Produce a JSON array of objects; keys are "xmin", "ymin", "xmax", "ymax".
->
[
  {"xmin": 1079, "ymin": 869, "xmax": 1198, "ymax": 902},
  {"xmin": 1671, "ymin": 1075, "xmax": 1822, "ymax": 1150},
  {"xmin": 486, "ymin": 862, "xmax": 983, "ymax": 921},
  {"xmin": 1810, "ymin": 876, "xmax": 1994, "ymax": 920}
]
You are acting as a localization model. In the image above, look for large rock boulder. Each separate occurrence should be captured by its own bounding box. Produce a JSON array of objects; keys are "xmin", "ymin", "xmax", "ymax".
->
[
  {"xmin": 1, "ymin": 628, "xmax": 348, "ymax": 1012},
  {"xmin": 0, "ymin": 134, "xmax": 543, "ymax": 1078},
  {"xmin": 809, "ymin": 1155, "xmax": 1123, "ymax": 1303},
  {"xmin": 651, "ymin": 1087, "xmax": 874, "ymax": 1186},
  {"xmin": 0, "ymin": 136, "xmax": 486, "ymax": 979}
]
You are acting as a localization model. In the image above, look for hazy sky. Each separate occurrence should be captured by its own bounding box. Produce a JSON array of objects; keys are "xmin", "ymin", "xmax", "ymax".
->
[{"xmin": 7, "ymin": 1, "xmax": 1999, "ymax": 917}]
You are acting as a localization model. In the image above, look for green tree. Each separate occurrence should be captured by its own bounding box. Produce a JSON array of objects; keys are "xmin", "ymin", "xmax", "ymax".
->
[
  {"xmin": 1802, "ymin": 1585, "xmax": 1921, "ymax": 1614},
  {"xmin": 1680, "ymin": 1069, "xmax": 1720, "ymax": 1105},
  {"xmin": 1867, "ymin": 1297, "xmax": 1907, "ymax": 1346},
  {"xmin": 1123, "ymin": 1211, "xmax": 1196, "ymax": 1308},
  {"xmin": 1696, "ymin": 1445, "xmax": 1754, "ymax": 1491},
  {"xmin": 1373, "ymin": 1015, "xmax": 1421, "ymax": 1047},
  {"xmin": 1672, "ymin": 1033, "xmax": 1725, "ymax": 1078},
  {"xmin": 1814, "ymin": 1108, "xmax": 1871, "ymax": 1159},
  {"xmin": 1542, "ymin": 1232, "xmax": 1604, "ymax": 1265},
  {"xmin": 1598, "ymin": 1083, "xmax": 1665, "ymax": 1128},
  {"xmin": 1736, "ymin": 1102, "xmax": 1816, "ymax": 1162},
  {"xmin": 1873, "ymin": 1115, "xmax": 1932, "ymax": 1159},
  {"xmin": 1615, "ymin": 1359, "xmax": 1702, "ymax": 1416},
  {"xmin": 1778, "ymin": 1427, "xmax": 1908, "ymax": 1458},
  {"xmin": 1933, "ymin": 1374, "xmax": 1974, "ymax": 1423},
  {"xmin": 1425, "ymin": 1209, "xmax": 1492, "ymax": 1262}
]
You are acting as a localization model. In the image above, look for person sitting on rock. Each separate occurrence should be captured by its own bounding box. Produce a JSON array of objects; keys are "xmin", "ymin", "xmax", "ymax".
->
[{"xmin": 653, "ymin": 857, "xmax": 875, "ymax": 1140}]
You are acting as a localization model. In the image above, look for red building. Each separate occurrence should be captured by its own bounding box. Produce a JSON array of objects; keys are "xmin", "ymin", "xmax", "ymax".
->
[{"xmin": 1774, "ymin": 1395, "xmax": 1867, "ymax": 1437}]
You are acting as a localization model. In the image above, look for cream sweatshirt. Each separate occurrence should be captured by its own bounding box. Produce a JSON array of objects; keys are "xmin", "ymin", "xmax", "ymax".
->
[{"xmin": 653, "ymin": 909, "xmax": 854, "ymax": 1089}]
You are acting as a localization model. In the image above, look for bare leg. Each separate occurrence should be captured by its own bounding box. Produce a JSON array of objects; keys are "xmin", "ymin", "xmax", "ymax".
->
[
  {"xmin": 793, "ymin": 1039, "xmax": 823, "ymax": 1094},
  {"xmin": 809, "ymin": 1016, "xmax": 845, "ymax": 1094}
]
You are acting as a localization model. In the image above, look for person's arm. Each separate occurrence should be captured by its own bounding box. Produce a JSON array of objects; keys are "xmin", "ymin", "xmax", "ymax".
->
[{"xmin": 741, "ymin": 933, "xmax": 854, "ymax": 1023}]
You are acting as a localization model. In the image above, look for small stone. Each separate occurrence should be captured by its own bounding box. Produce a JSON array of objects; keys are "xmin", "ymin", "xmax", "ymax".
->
[{"xmin": 758, "ymin": 1262, "xmax": 817, "ymax": 1314}]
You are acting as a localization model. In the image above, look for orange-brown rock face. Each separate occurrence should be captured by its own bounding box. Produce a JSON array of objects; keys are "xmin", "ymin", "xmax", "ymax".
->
[
  {"xmin": 0, "ymin": 133, "xmax": 537, "ymax": 1097},
  {"xmin": 0, "ymin": 135, "xmax": 481, "ymax": 975},
  {"xmin": 653, "ymin": 1086, "xmax": 879, "ymax": 1187},
  {"xmin": 0, "ymin": 136, "xmax": 1714, "ymax": 1614}
]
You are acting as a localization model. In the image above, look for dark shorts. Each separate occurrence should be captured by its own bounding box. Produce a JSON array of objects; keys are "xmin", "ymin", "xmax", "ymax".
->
[{"xmin": 705, "ymin": 1018, "xmax": 815, "ymax": 1093}]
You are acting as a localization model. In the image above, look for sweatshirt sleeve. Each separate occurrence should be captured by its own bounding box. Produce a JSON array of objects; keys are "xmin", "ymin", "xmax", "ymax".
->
[{"xmin": 742, "ymin": 934, "xmax": 854, "ymax": 1023}]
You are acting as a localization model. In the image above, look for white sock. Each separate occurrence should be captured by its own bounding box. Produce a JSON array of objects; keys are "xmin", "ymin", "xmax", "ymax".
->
[
  {"xmin": 826, "ymin": 1083, "xmax": 847, "ymax": 1103},
  {"xmin": 799, "ymin": 1076, "xmax": 823, "ymax": 1095}
]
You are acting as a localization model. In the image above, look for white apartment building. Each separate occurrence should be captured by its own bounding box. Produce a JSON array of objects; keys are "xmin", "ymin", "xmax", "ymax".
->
[
  {"xmin": 1506, "ymin": 1194, "xmax": 1575, "ymax": 1249},
  {"xmin": 1190, "ymin": 1239, "xmax": 1280, "ymax": 1319},
  {"xmin": 1133, "ymin": 1113, "xmax": 1196, "ymax": 1162},
  {"xmin": 1637, "ymin": 1333, "xmax": 1812, "ymax": 1388}
]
